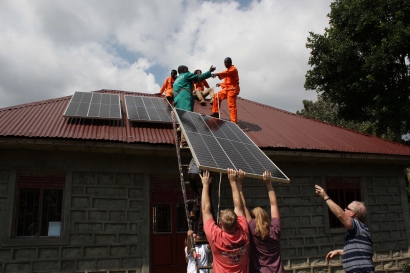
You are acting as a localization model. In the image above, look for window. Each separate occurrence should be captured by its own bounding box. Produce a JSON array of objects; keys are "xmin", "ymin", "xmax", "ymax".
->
[
  {"xmin": 325, "ymin": 177, "xmax": 362, "ymax": 228},
  {"xmin": 176, "ymin": 204, "xmax": 189, "ymax": 232},
  {"xmin": 152, "ymin": 204, "xmax": 171, "ymax": 233},
  {"xmin": 152, "ymin": 203, "xmax": 194, "ymax": 233},
  {"xmin": 15, "ymin": 172, "xmax": 65, "ymax": 237}
]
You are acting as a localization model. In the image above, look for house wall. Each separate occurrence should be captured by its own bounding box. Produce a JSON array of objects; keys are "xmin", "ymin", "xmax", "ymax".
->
[
  {"xmin": 0, "ymin": 148, "xmax": 176, "ymax": 273},
  {"xmin": 0, "ymin": 147, "xmax": 409, "ymax": 273},
  {"xmin": 216, "ymin": 161, "xmax": 410, "ymax": 273}
]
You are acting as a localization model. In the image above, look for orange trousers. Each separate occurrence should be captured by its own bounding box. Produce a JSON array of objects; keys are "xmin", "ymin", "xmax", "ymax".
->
[{"xmin": 211, "ymin": 89, "xmax": 238, "ymax": 123}]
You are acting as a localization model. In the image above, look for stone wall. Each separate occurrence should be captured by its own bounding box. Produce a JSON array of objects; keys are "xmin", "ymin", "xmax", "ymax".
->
[
  {"xmin": 0, "ymin": 169, "xmax": 150, "ymax": 273},
  {"xmin": 214, "ymin": 174, "xmax": 410, "ymax": 273},
  {"xmin": 0, "ymin": 147, "xmax": 409, "ymax": 273},
  {"xmin": 66, "ymin": 171, "xmax": 148, "ymax": 272}
]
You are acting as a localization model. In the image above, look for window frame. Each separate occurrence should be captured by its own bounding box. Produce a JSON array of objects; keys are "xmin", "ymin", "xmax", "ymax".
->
[
  {"xmin": 325, "ymin": 176, "xmax": 362, "ymax": 230},
  {"xmin": 1, "ymin": 170, "xmax": 71, "ymax": 246},
  {"xmin": 15, "ymin": 172, "xmax": 65, "ymax": 238}
]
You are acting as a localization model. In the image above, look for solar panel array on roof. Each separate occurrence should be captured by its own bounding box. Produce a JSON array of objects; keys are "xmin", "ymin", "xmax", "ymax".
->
[
  {"xmin": 125, "ymin": 96, "xmax": 173, "ymax": 123},
  {"xmin": 63, "ymin": 92, "xmax": 122, "ymax": 120},
  {"xmin": 174, "ymin": 108, "xmax": 290, "ymax": 182}
]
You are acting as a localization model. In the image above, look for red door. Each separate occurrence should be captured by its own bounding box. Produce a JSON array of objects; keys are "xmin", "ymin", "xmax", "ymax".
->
[{"xmin": 150, "ymin": 176, "xmax": 194, "ymax": 273}]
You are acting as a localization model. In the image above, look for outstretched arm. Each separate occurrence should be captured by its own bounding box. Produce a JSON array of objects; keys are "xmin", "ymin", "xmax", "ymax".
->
[
  {"xmin": 228, "ymin": 168, "xmax": 245, "ymax": 217},
  {"xmin": 263, "ymin": 171, "xmax": 279, "ymax": 219},
  {"xmin": 236, "ymin": 170, "xmax": 252, "ymax": 221},
  {"xmin": 315, "ymin": 185, "xmax": 352, "ymax": 229},
  {"xmin": 159, "ymin": 79, "xmax": 167, "ymax": 95},
  {"xmin": 326, "ymin": 249, "xmax": 343, "ymax": 261},
  {"xmin": 200, "ymin": 170, "xmax": 213, "ymax": 224}
]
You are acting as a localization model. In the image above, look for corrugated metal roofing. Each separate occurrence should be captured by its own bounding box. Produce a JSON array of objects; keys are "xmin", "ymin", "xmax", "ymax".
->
[{"xmin": 1, "ymin": 89, "xmax": 410, "ymax": 156}]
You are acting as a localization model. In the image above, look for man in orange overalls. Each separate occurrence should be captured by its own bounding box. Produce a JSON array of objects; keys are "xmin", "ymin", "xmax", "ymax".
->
[
  {"xmin": 192, "ymin": 69, "xmax": 215, "ymax": 106},
  {"xmin": 210, "ymin": 57, "xmax": 240, "ymax": 123},
  {"xmin": 158, "ymin": 69, "xmax": 177, "ymax": 104}
]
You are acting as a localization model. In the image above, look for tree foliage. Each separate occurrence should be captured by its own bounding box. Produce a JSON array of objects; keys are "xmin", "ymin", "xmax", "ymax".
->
[
  {"xmin": 296, "ymin": 95, "xmax": 375, "ymax": 134},
  {"xmin": 305, "ymin": 0, "xmax": 410, "ymax": 142}
]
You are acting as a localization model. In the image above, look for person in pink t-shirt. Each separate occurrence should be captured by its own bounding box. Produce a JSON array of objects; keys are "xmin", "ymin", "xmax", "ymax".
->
[
  {"xmin": 200, "ymin": 169, "xmax": 249, "ymax": 273},
  {"xmin": 237, "ymin": 171, "xmax": 285, "ymax": 273}
]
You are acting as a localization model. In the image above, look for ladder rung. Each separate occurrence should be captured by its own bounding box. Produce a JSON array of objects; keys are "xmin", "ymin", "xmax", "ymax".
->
[
  {"xmin": 198, "ymin": 265, "xmax": 213, "ymax": 269},
  {"xmin": 186, "ymin": 199, "xmax": 197, "ymax": 204}
]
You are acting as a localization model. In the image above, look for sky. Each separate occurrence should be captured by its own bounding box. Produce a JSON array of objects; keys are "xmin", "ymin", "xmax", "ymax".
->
[{"xmin": 0, "ymin": 0, "xmax": 332, "ymax": 113}]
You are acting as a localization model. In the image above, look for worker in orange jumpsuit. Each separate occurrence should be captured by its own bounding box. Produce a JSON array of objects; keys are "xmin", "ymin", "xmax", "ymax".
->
[
  {"xmin": 192, "ymin": 69, "xmax": 214, "ymax": 106},
  {"xmin": 210, "ymin": 57, "xmax": 240, "ymax": 123},
  {"xmin": 159, "ymin": 69, "xmax": 177, "ymax": 104}
]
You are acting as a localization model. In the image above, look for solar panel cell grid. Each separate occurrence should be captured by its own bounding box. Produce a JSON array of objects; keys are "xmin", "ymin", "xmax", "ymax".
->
[
  {"xmin": 125, "ymin": 96, "xmax": 173, "ymax": 123},
  {"xmin": 175, "ymin": 108, "xmax": 290, "ymax": 182},
  {"xmin": 63, "ymin": 92, "xmax": 122, "ymax": 120}
]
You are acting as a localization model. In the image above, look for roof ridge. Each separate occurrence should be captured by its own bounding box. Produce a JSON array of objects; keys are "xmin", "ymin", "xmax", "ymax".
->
[
  {"xmin": 0, "ymin": 90, "xmax": 160, "ymax": 112},
  {"xmin": 0, "ymin": 96, "xmax": 72, "ymax": 112},
  {"xmin": 96, "ymin": 89, "xmax": 157, "ymax": 96}
]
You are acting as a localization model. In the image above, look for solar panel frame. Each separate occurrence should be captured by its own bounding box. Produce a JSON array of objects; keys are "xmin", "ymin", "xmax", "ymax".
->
[
  {"xmin": 63, "ymin": 92, "xmax": 122, "ymax": 120},
  {"xmin": 174, "ymin": 108, "xmax": 290, "ymax": 183},
  {"xmin": 125, "ymin": 96, "xmax": 173, "ymax": 123}
]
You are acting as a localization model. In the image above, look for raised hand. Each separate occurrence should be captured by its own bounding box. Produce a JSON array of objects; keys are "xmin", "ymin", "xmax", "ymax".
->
[
  {"xmin": 262, "ymin": 171, "xmax": 272, "ymax": 185},
  {"xmin": 199, "ymin": 170, "xmax": 212, "ymax": 187}
]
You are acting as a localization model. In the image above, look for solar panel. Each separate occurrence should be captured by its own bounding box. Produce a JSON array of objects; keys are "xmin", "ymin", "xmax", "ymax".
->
[
  {"xmin": 174, "ymin": 108, "xmax": 290, "ymax": 182},
  {"xmin": 63, "ymin": 92, "xmax": 122, "ymax": 120},
  {"xmin": 125, "ymin": 96, "xmax": 173, "ymax": 123}
]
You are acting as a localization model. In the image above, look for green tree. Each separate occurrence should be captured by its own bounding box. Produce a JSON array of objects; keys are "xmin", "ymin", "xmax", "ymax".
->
[
  {"xmin": 305, "ymin": 0, "xmax": 410, "ymax": 142},
  {"xmin": 297, "ymin": 95, "xmax": 374, "ymax": 133}
]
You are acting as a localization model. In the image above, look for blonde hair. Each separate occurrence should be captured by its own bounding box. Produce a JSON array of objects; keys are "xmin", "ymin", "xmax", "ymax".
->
[
  {"xmin": 252, "ymin": 207, "xmax": 270, "ymax": 240},
  {"xmin": 219, "ymin": 209, "xmax": 237, "ymax": 232}
]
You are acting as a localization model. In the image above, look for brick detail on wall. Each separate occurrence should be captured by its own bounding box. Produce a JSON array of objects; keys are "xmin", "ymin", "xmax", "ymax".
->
[
  {"xmin": 0, "ymin": 170, "xmax": 148, "ymax": 273},
  {"xmin": 213, "ymin": 175, "xmax": 410, "ymax": 273}
]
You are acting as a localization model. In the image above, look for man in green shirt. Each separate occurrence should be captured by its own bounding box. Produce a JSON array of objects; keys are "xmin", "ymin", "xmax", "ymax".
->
[
  {"xmin": 173, "ymin": 65, "xmax": 215, "ymax": 112},
  {"xmin": 174, "ymin": 65, "xmax": 215, "ymax": 148}
]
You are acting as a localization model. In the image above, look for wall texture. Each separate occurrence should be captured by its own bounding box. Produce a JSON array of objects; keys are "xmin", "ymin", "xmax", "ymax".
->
[
  {"xmin": 0, "ymin": 168, "xmax": 151, "ymax": 273},
  {"xmin": 0, "ymin": 147, "xmax": 409, "ymax": 273},
  {"xmin": 213, "ymin": 163, "xmax": 410, "ymax": 273}
]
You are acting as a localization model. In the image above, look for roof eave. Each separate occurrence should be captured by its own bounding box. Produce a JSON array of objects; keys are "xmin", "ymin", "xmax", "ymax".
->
[{"xmin": 264, "ymin": 149, "xmax": 410, "ymax": 165}]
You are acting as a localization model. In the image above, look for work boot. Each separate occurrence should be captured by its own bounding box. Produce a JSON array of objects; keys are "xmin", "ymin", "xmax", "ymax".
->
[
  {"xmin": 200, "ymin": 100, "xmax": 206, "ymax": 106},
  {"xmin": 210, "ymin": 112, "xmax": 219, "ymax": 118}
]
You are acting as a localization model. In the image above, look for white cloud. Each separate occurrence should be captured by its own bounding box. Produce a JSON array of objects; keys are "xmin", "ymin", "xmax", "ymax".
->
[{"xmin": 0, "ymin": 0, "xmax": 331, "ymax": 112}]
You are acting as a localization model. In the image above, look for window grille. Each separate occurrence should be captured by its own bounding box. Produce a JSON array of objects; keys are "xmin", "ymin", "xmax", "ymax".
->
[
  {"xmin": 15, "ymin": 172, "xmax": 65, "ymax": 237},
  {"xmin": 325, "ymin": 177, "xmax": 362, "ymax": 228}
]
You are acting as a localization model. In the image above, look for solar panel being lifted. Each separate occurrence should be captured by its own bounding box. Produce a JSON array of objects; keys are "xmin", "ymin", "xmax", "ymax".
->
[
  {"xmin": 125, "ymin": 96, "xmax": 173, "ymax": 123},
  {"xmin": 174, "ymin": 108, "xmax": 290, "ymax": 183},
  {"xmin": 63, "ymin": 92, "xmax": 122, "ymax": 120}
]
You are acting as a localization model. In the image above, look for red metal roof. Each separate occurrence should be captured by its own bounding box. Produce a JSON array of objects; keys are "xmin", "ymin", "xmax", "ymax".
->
[{"xmin": 1, "ymin": 89, "xmax": 410, "ymax": 156}]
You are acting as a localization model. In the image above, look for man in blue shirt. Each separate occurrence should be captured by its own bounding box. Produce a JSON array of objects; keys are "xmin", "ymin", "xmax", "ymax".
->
[{"xmin": 315, "ymin": 185, "xmax": 374, "ymax": 273}]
